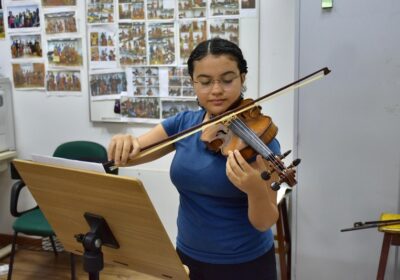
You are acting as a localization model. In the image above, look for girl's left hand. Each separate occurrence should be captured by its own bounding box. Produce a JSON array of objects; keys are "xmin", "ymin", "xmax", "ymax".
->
[{"xmin": 226, "ymin": 150, "xmax": 268, "ymax": 195}]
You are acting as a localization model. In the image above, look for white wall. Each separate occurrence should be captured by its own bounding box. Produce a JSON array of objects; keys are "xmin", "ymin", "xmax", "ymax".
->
[{"xmin": 293, "ymin": 1, "xmax": 400, "ymax": 280}]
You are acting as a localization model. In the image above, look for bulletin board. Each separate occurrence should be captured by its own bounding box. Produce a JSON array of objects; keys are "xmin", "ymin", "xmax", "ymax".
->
[{"xmin": 1, "ymin": 0, "xmax": 259, "ymax": 124}]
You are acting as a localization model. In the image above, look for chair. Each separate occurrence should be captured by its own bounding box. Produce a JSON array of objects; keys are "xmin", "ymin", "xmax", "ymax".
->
[
  {"xmin": 7, "ymin": 140, "xmax": 114, "ymax": 280},
  {"xmin": 376, "ymin": 213, "xmax": 400, "ymax": 280}
]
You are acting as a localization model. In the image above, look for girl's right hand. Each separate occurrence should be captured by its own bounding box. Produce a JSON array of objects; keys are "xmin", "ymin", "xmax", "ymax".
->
[{"xmin": 107, "ymin": 134, "xmax": 141, "ymax": 166}]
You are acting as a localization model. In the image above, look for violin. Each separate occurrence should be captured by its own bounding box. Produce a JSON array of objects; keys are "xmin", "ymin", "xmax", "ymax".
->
[{"xmin": 201, "ymin": 98, "xmax": 299, "ymax": 191}]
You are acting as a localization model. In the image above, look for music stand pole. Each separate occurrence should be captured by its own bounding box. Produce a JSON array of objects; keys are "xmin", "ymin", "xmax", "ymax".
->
[{"xmin": 75, "ymin": 212, "xmax": 120, "ymax": 280}]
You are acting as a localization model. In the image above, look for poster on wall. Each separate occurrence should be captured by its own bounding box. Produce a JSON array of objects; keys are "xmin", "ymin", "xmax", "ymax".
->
[
  {"xmin": 148, "ymin": 22, "xmax": 175, "ymax": 65},
  {"xmin": 118, "ymin": 0, "xmax": 144, "ymax": 21},
  {"xmin": 147, "ymin": 0, "xmax": 174, "ymax": 20},
  {"xmin": 121, "ymin": 66, "xmax": 198, "ymax": 123},
  {"xmin": 44, "ymin": 10, "xmax": 78, "ymax": 35},
  {"xmin": 46, "ymin": 69, "xmax": 82, "ymax": 95},
  {"xmin": 161, "ymin": 99, "xmax": 198, "ymax": 119},
  {"xmin": 120, "ymin": 96, "xmax": 160, "ymax": 121},
  {"xmin": 47, "ymin": 37, "xmax": 83, "ymax": 67},
  {"xmin": 118, "ymin": 22, "xmax": 146, "ymax": 66},
  {"xmin": 0, "ymin": 12, "xmax": 5, "ymax": 39},
  {"xmin": 209, "ymin": 0, "xmax": 239, "ymax": 17},
  {"xmin": 178, "ymin": 0, "xmax": 207, "ymax": 19},
  {"xmin": 42, "ymin": 0, "xmax": 76, "ymax": 7},
  {"xmin": 179, "ymin": 19, "xmax": 207, "ymax": 65},
  {"xmin": 12, "ymin": 62, "xmax": 45, "ymax": 89},
  {"xmin": 89, "ymin": 70, "xmax": 127, "ymax": 100},
  {"xmin": 10, "ymin": 34, "xmax": 42, "ymax": 59},
  {"xmin": 209, "ymin": 18, "xmax": 239, "ymax": 45},
  {"xmin": 87, "ymin": 0, "xmax": 114, "ymax": 24},
  {"xmin": 6, "ymin": 3, "xmax": 41, "ymax": 33},
  {"xmin": 89, "ymin": 25, "xmax": 117, "ymax": 69}
]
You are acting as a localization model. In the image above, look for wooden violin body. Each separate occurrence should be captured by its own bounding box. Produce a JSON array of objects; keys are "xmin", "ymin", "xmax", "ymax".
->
[{"xmin": 201, "ymin": 98, "xmax": 298, "ymax": 191}]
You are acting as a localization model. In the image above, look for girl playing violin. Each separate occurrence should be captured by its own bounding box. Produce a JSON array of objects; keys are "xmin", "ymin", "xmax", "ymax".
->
[{"xmin": 108, "ymin": 38, "xmax": 280, "ymax": 280}]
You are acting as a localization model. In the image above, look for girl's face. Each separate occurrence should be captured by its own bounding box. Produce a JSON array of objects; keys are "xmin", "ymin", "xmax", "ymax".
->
[{"xmin": 192, "ymin": 54, "xmax": 245, "ymax": 117}]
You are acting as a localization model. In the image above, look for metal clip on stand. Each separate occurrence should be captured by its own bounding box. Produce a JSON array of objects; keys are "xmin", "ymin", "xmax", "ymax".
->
[{"xmin": 75, "ymin": 213, "xmax": 120, "ymax": 280}]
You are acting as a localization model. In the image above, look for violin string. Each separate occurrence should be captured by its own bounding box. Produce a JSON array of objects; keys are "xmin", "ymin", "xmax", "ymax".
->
[
  {"xmin": 229, "ymin": 118, "xmax": 274, "ymax": 160},
  {"xmin": 232, "ymin": 118, "xmax": 284, "ymax": 170},
  {"xmin": 229, "ymin": 118, "xmax": 284, "ymax": 171}
]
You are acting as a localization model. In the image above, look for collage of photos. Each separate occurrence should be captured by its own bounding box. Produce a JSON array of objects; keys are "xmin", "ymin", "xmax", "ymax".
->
[
  {"xmin": 179, "ymin": 20, "xmax": 207, "ymax": 65},
  {"xmin": 132, "ymin": 67, "xmax": 159, "ymax": 97},
  {"xmin": 148, "ymin": 22, "xmax": 175, "ymax": 65},
  {"xmin": 168, "ymin": 66, "xmax": 194, "ymax": 97},
  {"xmin": 118, "ymin": 0, "xmax": 145, "ymax": 20},
  {"xmin": 1, "ymin": 0, "xmax": 256, "ymax": 121},
  {"xmin": 178, "ymin": 0, "xmax": 207, "ymax": 19},
  {"xmin": 89, "ymin": 26, "xmax": 117, "ymax": 69},
  {"xmin": 87, "ymin": 0, "xmax": 114, "ymax": 24},
  {"xmin": 118, "ymin": 22, "xmax": 146, "ymax": 66},
  {"xmin": 91, "ymin": 0, "xmax": 251, "ymax": 123},
  {"xmin": 3, "ymin": 0, "xmax": 83, "ymax": 94},
  {"xmin": 147, "ymin": 0, "xmax": 174, "ymax": 20}
]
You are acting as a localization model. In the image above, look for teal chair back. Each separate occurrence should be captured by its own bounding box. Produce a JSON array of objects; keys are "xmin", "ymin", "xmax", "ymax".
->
[{"xmin": 53, "ymin": 141, "xmax": 108, "ymax": 163}]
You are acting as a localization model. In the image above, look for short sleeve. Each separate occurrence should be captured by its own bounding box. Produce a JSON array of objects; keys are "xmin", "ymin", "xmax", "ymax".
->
[
  {"xmin": 161, "ymin": 113, "xmax": 182, "ymax": 137},
  {"xmin": 267, "ymin": 138, "xmax": 281, "ymax": 156}
]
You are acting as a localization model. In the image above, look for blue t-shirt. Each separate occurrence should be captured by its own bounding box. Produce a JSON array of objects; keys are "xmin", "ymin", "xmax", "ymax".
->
[{"xmin": 162, "ymin": 109, "xmax": 281, "ymax": 264}]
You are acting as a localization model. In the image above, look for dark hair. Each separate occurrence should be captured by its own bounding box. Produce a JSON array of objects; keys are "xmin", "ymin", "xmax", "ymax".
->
[{"xmin": 187, "ymin": 38, "xmax": 248, "ymax": 79}]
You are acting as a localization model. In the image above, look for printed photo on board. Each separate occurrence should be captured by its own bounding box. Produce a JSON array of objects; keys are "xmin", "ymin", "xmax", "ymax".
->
[
  {"xmin": 121, "ymin": 96, "xmax": 160, "ymax": 119},
  {"xmin": 12, "ymin": 63, "xmax": 45, "ymax": 89},
  {"xmin": 42, "ymin": 0, "xmax": 76, "ymax": 7},
  {"xmin": 119, "ymin": 22, "xmax": 146, "ymax": 66},
  {"xmin": 90, "ymin": 72, "xmax": 127, "ymax": 97},
  {"xmin": 148, "ymin": 22, "xmax": 175, "ymax": 65},
  {"xmin": 118, "ymin": 0, "xmax": 144, "ymax": 20},
  {"xmin": 178, "ymin": 0, "xmax": 207, "ymax": 19},
  {"xmin": 209, "ymin": 0, "xmax": 239, "ymax": 16},
  {"xmin": 47, "ymin": 38, "xmax": 83, "ymax": 67},
  {"xmin": 7, "ymin": 4, "xmax": 40, "ymax": 32},
  {"xmin": 44, "ymin": 11, "xmax": 77, "ymax": 35},
  {"xmin": 10, "ymin": 34, "xmax": 42, "ymax": 59},
  {"xmin": 46, "ymin": 70, "xmax": 81, "ymax": 92}
]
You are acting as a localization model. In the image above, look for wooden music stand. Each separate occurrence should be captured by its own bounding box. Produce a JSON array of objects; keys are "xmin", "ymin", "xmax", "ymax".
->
[{"xmin": 12, "ymin": 159, "xmax": 189, "ymax": 280}]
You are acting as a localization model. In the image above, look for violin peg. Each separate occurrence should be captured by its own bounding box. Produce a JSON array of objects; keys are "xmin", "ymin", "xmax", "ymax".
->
[
  {"xmin": 271, "ymin": 182, "xmax": 281, "ymax": 191},
  {"xmin": 260, "ymin": 171, "xmax": 271, "ymax": 181},
  {"xmin": 288, "ymin": 158, "xmax": 301, "ymax": 169},
  {"xmin": 292, "ymin": 158, "xmax": 301, "ymax": 166},
  {"xmin": 279, "ymin": 150, "xmax": 292, "ymax": 160}
]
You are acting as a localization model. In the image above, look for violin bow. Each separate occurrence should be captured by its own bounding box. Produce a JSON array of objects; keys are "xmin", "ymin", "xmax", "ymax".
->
[
  {"xmin": 340, "ymin": 219, "xmax": 400, "ymax": 232},
  {"xmin": 124, "ymin": 67, "xmax": 331, "ymax": 163}
]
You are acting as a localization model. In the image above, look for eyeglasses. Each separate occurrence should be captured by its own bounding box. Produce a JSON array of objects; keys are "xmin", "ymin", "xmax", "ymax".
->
[{"xmin": 193, "ymin": 75, "xmax": 240, "ymax": 92}]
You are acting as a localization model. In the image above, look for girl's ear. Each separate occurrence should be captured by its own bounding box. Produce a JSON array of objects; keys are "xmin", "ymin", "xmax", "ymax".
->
[{"xmin": 240, "ymin": 73, "xmax": 246, "ymax": 84}]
